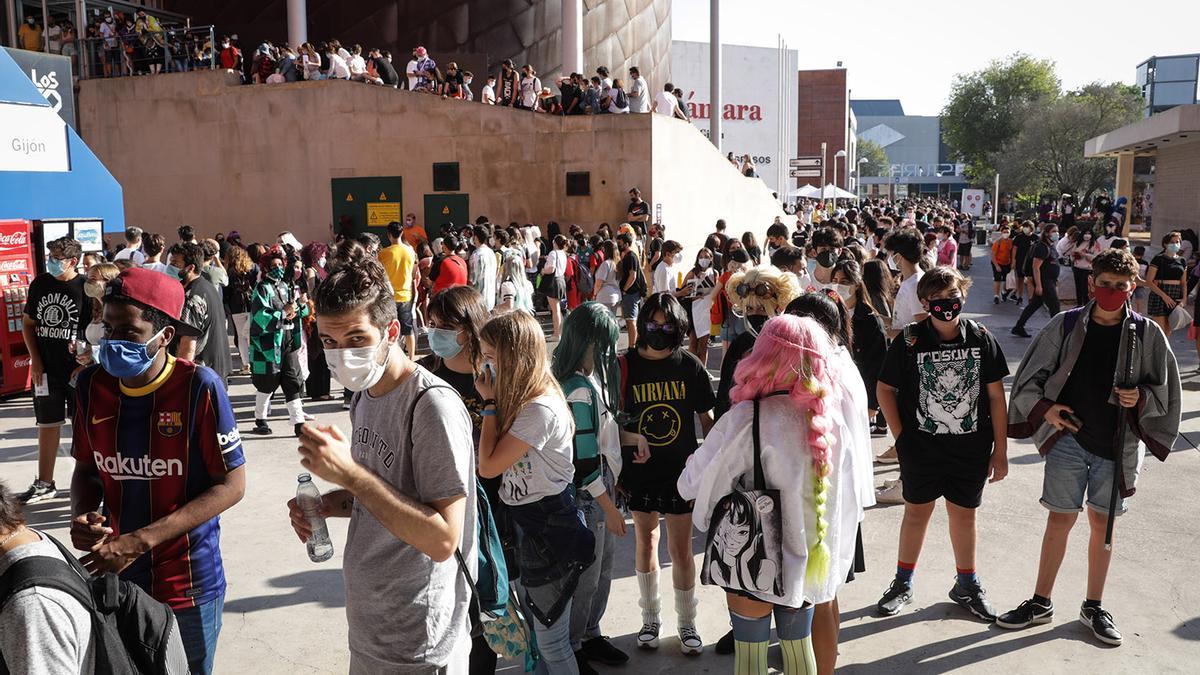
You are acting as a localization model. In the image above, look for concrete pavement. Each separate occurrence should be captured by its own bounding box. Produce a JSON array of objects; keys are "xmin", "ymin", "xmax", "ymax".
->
[{"xmin": 2, "ymin": 252, "xmax": 1199, "ymax": 674}]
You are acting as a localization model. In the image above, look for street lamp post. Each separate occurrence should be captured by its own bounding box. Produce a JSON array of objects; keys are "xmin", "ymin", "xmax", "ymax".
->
[
  {"xmin": 834, "ymin": 149, "xmax": 847, "ymax": 191},
  {"xmin": 858, "ymin": 156, "xmax": 868, "ymax": 197}
]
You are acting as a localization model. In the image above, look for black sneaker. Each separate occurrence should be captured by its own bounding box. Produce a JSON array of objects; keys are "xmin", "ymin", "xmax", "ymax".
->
[
  {"xmin": 1010, "ymin": 327, "xmax": 1031, "ymax": 338},
  {"xmin": 252, "ymin": 419, "xmax": 272, "ymax": 435},
  {"xmin": 993, "ymin": 295, "xmax": 1000, "ymax": 305},
  {"xmin": 870, "ymin": 423, "xmax": 889, "ymax": 437},
  {"xmin": 715, "ymin": 629, "xmax": 735, "ymax": 655},
  {"xmin": 949, "ymin": 580, "xmax": 997, "ymax": 622},
  {"xmin": 581, "ymin": 636, "xmax": 629, "ymax": 665},
  {"xmin": 16, "ymin": 479, "xmax": 56, "ymax": 504},
  {"xmin": 637, "ymin": 622, "xmax": 660, "ymax": 650},
  {"xmin": 877, "ymin": 579, "xmax": 913, "ymax": 616},
  {"xmin": 1079, "ymin": 603, "xmax": 1123, "ymax": 646},
  {"xmin": 996, "ymin": 598, "xmax": 1054, "ymax": 629},
  {"xmin": 574, "ymin": 651, "xmax": 599, "ymax": 675}
]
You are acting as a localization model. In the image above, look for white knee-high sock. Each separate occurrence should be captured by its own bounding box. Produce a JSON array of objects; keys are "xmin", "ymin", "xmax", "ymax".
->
[
  {"xmin": 674, "ymin": 586, "xmax": 698, "ymax": 629},
  {"xmin": 255, "ymin": 392, "xmax": 271, "ymax": 420},
  {"xmin": 637, "ymin": 569, "xmax": 660, "ymax": 625},
  {"xmin": 285, "ymin": 398, "xmax": 305, "ymax": 425}
]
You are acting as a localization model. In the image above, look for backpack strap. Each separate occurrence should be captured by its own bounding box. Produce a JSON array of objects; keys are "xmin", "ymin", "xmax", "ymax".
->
[
  {"xmin": 1060, "ymin": 306, "xmax": 1088, "ymax": 339},
  {"xmin": 618, "ymin": 354, "xmax": 629, "ymax": 413},
  {"xmin": 0, "ymin": 555, "xmax": 94, "ymax": 615},
  {"xmin": 752, "ymin": 399, "xmax": 765, "ymax": 491}
]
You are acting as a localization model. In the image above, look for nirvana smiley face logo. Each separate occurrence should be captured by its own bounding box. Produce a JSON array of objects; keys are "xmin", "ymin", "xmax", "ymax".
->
[{"xmin": 638, "ymin": 404, "xmax": 682, "ymax": 447}]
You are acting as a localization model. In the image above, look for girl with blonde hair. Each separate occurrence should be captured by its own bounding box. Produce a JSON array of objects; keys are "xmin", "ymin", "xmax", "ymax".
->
[
  {"xmin": 476, "ymin": 310, "xmax": 593, "ymax": 673},
  {"xmin": 679, "ymin": 314, "xmax": 858, "ymax": 675}
]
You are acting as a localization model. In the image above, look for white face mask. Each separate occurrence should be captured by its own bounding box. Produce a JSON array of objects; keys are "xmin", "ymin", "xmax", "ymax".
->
[
  {"xmin": 674, "ymin": 253, "xmax": 684, "ymax": 265},
  {"xmin": 833, "ymin": 284, "xmax": 855, "ymax": 303},
  {"xmin": 85, "ymin": 322, "xmax": 106, "ymax": 347},
  {"xmin": 698, "ymin": 258, "xmax": 712, "ymax": 269},
  {"xmin": 325, "ymin": 338, "xmax": 391, "ymax": 392},
  {"xmin": 887, "ymin": 254, "xmax": 900, "ymax": 271}
]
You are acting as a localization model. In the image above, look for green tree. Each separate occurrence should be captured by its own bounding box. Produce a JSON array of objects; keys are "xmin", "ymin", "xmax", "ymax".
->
[
  {"xmin": 856, "ymin": 139, "xmax": 889, "ymax": 177},
  {"xmin": 941, "ymin": 53, "xmax": 1060, "ymax": 179},
  {"xmin": 993, "ymin": 82, "xmax": 1141, "ymax": 205}
]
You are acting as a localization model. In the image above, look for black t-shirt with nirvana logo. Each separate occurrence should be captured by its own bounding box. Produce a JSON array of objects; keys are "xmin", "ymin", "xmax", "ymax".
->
[
  {"xmin": 878, "ymin": 318, "xmax": 1008, "ymax": 456},
  {"xmin": 24, "ymin": 273, "xmax": 87, "ymax": 380},
  {"xmin": 619, "ymin": 348, "xmax": 716, "ymax": 492}
]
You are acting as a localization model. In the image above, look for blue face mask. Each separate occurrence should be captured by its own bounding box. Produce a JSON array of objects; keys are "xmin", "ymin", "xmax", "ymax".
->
[
  {"xmin": 166, "ymin": 264, "xmax": 183, "ymax": 281},
  {"xmin": 46, "ymin": 257, "xmax": 70, "ymax": 276},
  {"xmin": 427, "ymin": 327, "xmax": 464, "ymax": 359},
  {"xmin": 96, "ymin": 329, "xmax": 165, "ymax": 379}
]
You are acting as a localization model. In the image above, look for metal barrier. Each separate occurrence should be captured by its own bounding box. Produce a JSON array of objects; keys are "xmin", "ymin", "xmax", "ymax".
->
[{"xmin": 64, "ymin": 26, "xmax": 216, "ymax": 81}]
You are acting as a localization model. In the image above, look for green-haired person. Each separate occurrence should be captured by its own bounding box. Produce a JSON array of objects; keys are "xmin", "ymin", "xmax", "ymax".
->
[{"xmin": 552, "ymin": 302, "xmax": 650, "ymax": 670}]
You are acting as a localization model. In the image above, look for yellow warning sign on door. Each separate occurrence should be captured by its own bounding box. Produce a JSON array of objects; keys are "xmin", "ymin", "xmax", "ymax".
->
[
  {"xmin": 442, "ymin": 206, "xmax": 450, "ymax": 215},
  {"xmin": 367, "ymin": 202, "xmax": 401, "ymax": 227},
  {"xmin": 345, "ymin": 194, "xmax": 354, "ymax": 202},
  {"xmin": 379, "ymin": 192, "xmax": 388, "ymax": 200}
]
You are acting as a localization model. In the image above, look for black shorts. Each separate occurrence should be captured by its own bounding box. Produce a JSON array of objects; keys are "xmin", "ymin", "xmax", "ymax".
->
[
  {"xmin": 34, "ymin": 373, "xmax": 75, "ymax": 427},
  {"xmin": 396, "ymin": 300, "xmax": 415, "ymax": 336},
  {"xmin": 992, "ymin": 264, "xmax": 1011, "ymax": 283},
  {"xmin": 540, "ymin": 275, "xmax": 565, "ymax": 301},
  {"xmin": 896, "ymin": 430, "xmax": 992, "ymax": 508}
]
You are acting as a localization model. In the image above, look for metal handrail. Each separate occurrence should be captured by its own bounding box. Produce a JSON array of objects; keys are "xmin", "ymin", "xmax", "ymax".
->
[{"xmin": 59, "ymin": 26, "xmax": 217, "ymax": 81}]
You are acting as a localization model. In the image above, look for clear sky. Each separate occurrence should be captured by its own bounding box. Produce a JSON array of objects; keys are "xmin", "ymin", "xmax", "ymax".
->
[{"xmin": 671, "ymin": 0, "xmax": 1200, "ymax": 116}]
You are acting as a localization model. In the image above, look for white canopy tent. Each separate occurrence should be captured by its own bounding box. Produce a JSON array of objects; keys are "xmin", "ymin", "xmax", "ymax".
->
[
  {"xmin": 819, "ymin": 183, "xmax": 859, "ymax": 201},
  {"xmin": 788, "ymin": 184, "xmax": 822, "ymax": 199}
]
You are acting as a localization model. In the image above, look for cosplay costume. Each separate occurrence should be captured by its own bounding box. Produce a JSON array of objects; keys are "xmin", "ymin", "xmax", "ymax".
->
[
  {"xmin": 249, "ymin": 269, "xmax": 310, "ymax": 427},
  {"xmin": 714, "ymin": 266, "xmax": 801, "ymax": 418}
]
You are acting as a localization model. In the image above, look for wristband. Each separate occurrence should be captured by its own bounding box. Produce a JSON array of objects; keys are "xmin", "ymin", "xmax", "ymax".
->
[
  {"xmin": 480, "ymin": 409, "xmax": 497, "ymax": 417},
  {"xmin": 482, "ymin": 398, "xmax": 497, "ymax": 408}
]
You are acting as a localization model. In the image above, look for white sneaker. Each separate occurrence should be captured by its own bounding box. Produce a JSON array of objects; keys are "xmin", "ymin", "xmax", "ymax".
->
[
  {"xmin": 678, "ymin": 626, "xmax": 703, "ymax": 655},
  {"xmin": 876, "ymin": 480, "xmax": 905, "ymax": 504},
  {"xmin": 875, "ymin": 446, "xmax": 899, "ymax": 464}
]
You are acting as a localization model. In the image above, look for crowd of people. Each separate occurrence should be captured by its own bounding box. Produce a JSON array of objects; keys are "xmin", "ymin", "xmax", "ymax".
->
[{"xmin": 0, "ymin": 191, "xmax": 1192, "ymax": 674}]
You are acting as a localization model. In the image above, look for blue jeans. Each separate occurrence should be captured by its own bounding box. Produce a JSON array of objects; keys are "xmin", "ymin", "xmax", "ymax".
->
[
  {"xmin": 569, "ymin": 471, "xmax": 616, "ymax": 651},
  {"xmin": 523, "ymin": 581, "xmax": 577, "ymax": 674},
  {"xmin": 174, "ymin": 589, "xmax": 225, "ymax": 674}
]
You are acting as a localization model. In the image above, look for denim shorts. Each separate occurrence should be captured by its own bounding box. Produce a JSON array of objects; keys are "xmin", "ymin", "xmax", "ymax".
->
[
  {"xmin": 1041, "ymin": 435, "xmax": 1131, "ymax": 516},
  {"xmin": 620, "ymin": 292, "xmax": 642, "ymax": 321}
]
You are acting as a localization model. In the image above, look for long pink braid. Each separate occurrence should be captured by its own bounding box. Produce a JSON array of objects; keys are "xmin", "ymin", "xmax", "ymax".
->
[{"xmin": 730, "ymin": 315, "xmax": 836, "ymax": 584}]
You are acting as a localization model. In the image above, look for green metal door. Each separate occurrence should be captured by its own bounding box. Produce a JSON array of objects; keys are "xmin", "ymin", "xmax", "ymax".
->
[
  {"xmin": 423, "ymin": 194, "xmax": 470, "ymax": 242},
  {"xmin": 331, "ymin": 176, "xmax": 403, "ymax": 238}
]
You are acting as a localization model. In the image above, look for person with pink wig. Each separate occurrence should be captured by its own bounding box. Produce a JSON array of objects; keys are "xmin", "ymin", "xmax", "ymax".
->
[{"xmin": 678, "ymin": 315, "xmax": 859, "ymax": 675}]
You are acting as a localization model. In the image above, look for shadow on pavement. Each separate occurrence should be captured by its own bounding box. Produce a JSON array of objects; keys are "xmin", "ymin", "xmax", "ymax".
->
[
  {"xmin": 1174, "ymin": 617, "xmax": 1200, "ymax": 641},
  {"xmin": 223, "ymin": 569, "xmax": 347, "ymax": 613}
]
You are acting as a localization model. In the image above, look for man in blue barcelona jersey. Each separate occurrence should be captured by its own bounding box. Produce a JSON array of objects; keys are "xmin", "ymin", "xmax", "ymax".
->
[{"xmin": 69, "ymin": 267, "xmax": 246, "ymax": 675}]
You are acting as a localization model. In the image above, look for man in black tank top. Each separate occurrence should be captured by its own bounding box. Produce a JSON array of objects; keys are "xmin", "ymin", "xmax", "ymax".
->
[{"xmin": 498, "ymin": 59, "xmax": 518, "ymax": 107}]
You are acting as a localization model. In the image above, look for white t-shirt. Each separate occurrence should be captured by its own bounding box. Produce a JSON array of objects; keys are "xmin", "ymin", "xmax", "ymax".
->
[
  {"xmin": 607, "ymin": 87, "xmax": 629, "ymax": 114},
  {"xmin": 114, "ymin": 247, "xmax": 145, "ymax": 264},
  {"xmin": 594, "ymin": 259, "xmax": 621, "ymax": 306},
  {"xmin": 326, "ymin": 52, "xmax": 350, "ymax": 79},
  {"xmin": 405, "ymin": 59, "xmax": 419, "ymax": 89},
  {"xmin": 142, "ymin": 261, "xmax": 169, "ymax": 275},
  {"xmin": 629, "ymin": 76, "xmax": 650, "ymax": 113},
  {"xmin": 654, "ymin": 90, "xmax": 678, "ymax": 116},
  {"xmin": 348, "ymin": 54, "xmax": 367, "ymax": 76},
  {"xmin": 520, "ymin": 76, "xmax": 541, "ymax": 108},
  {"xmin": 503, "ymin": 393, "xmax": 575, "ymax": 505},
  {"xmin": 653, "ymin": 261, "xmax": 680, "ymax": 295},
  {"xmin": 542, "ymin": 249, "xmax": 567, "ymax": 279},
  {"xmin": 892, "ymin": 270, "xmax": 925, "ymax": 328},
  {"xmin": 482, "ymin": 83, "xmax": 496, "ymax": 104}
]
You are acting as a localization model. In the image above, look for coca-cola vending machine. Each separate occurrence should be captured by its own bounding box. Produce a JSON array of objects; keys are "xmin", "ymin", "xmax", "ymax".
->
[{"xmin": 0, "ymin": 220, "xmax": 36, "ymax": 396}]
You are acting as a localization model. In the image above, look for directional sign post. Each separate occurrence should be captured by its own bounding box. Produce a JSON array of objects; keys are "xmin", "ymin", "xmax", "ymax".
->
[
  {"xmin": 789, "ymin": 156, "xmax": 823, "ymax": 169},
  {"xmin": 790, "ymin": 169, "xmax": 822, "ymax": 178}
]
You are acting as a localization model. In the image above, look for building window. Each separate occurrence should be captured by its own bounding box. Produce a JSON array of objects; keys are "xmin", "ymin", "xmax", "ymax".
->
[
  {"xmin": 433, "ymin": 163, "xmax": 460, "ymax": 192},
  {"xmin": 566, "ymin": 172, "xmax": 590, "ymax": 196}
]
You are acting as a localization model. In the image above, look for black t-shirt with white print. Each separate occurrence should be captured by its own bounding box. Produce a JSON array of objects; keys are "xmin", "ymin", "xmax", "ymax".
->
[
  {"xmin": 23, "ymin": 273, "xmax": 87, "ymax": 379},
  {"xmin": 878, "ymin": 318, "xmax": 1008, "ymax": 457}
]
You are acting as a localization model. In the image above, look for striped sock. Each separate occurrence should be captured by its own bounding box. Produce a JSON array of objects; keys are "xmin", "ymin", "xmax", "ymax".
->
[
  {"xmin": 734, "ymin": 639, "xmax": 769, "ymax": 675},
  {"xmin": 896, "ymin": 560, "xmax": 916, "ymax": 585},
  {"xmin": 957, "ymin": 567, "xmax": 979, "ymax": 587},
  {"xmin": 780, "ymin": 636, "xmax": 817, "ymax": 675}
]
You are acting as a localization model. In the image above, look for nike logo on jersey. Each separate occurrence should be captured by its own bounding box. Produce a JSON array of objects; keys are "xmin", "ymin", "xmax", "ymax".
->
[{"xmin": 91, "ymin": 415, "xmax": 115, "ymax": 425}]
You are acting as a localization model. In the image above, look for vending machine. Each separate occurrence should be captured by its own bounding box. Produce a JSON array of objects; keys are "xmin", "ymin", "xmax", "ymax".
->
[{"xmin": 0, "ymin": 220, "xmax": 35, "ymax": 397}]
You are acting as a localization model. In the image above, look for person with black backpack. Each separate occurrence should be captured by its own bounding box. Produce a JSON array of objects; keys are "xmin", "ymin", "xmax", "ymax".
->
[
  {"xmin": 289, "ymin": 240, "xmax": 479, "ymax": 672},
  {"xmin": 2, "ymin": 479, "xmax": 191, "ymax": 675}
]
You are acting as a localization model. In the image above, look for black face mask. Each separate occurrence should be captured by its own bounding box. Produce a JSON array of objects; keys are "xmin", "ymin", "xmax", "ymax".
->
[
  {"xmin": 643, "ymin": 330, "xmax": 673, "ymax": 351},
  {"xmin": 746, "ymin": 314, "xmax": 768, "ymax": 335},
  {"xmin": 928, "ymin": 297, "xmax": 963, "ymax": 323},
  {"xmin": 816, "ymin": 250, "xmax": 838, "ymax": 268}
]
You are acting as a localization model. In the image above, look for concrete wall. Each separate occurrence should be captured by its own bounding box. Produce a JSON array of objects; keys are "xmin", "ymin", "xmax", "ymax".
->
[
  {"xmin": 1152, "ymin": 143, "xmax": 1200, "ymax": 241},
  {"xmin": 78, "ymin": 69, "xmax": 782, "ymax": 254},
  {"xmin": 651, "ymin": 114, "xmax": 786, "ymax": 256}
]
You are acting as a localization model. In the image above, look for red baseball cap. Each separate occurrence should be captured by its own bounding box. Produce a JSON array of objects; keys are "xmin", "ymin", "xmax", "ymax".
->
[{"xmin": 104, "ymin": 267, "xmax": 202, "ymax": 336}]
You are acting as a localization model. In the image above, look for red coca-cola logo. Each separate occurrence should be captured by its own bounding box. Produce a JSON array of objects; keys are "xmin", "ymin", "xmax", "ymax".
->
[
  {"xmin": 14, "ymin": 356, "xmax": 31, "ymax": 369},
  {"xmin": 0, "ymin": 259, "xmax": 28, "ymax": 272},
  {"xmin": 0, "ymin": 230, "xmax": 29, "ymax": 250}
]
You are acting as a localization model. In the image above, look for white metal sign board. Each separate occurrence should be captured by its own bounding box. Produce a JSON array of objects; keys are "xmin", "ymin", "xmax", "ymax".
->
[
  {"xmin": 0, "ymin": 103, "xmax": 70, "ymax": 172},
  {"xmin": 790, "ymin": 169, "xmax": 821, "ymax": 178},
  {"xmin": 962, "ymin": 188, "xmax": 985, "ymax": 216},
  {"xmin": 789, "ymin": 157, "xmax": 821, "ymax": 168}
]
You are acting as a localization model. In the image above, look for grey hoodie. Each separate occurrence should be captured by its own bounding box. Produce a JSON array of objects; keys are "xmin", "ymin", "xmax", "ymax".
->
[{"xmin": 1007, "ymin": 301, "xmax": 1181, "ymax": 496}]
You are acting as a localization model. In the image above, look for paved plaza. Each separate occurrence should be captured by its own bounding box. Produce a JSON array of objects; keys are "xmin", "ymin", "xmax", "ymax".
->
[{"xmin": 2, "ymin": 256, "xmax": 1199, "ymax": 674}]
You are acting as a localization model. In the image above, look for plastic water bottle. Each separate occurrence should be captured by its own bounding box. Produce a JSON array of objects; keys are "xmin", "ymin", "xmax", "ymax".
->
[{"xmin": 296, "ymin": 473, "xmax": 334, "ymax": 562}]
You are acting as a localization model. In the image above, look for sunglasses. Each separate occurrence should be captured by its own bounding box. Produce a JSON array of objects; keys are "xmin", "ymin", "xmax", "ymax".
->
[
  {"xmin": 644, "ymin": 321, "xmax": 678, "ymax": 334},
  {"xmin": 736, "ymin": 282, "xmax": 776, "ymax": 299}
]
